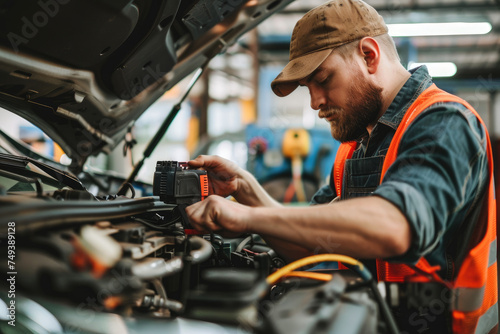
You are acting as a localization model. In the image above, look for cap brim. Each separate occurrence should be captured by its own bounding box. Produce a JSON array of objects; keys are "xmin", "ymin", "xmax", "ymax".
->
[{"xmin": 271, "ymin": 49, "xmax": 333, "ymax": 97}]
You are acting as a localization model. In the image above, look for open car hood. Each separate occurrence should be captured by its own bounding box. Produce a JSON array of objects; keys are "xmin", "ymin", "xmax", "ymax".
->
[{"xmin": 0, "ymin": 0, "xmax": 293, "ymax": 172}]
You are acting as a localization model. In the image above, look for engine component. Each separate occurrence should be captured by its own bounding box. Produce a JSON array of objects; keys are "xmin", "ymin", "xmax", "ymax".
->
[
  {"xmin": 263, "ymin": 274, "xmax": 378, "ymax": 334},
  {"xmin": 131, "ymin": 257, "xmax": 183, "ymax": 280},
  {"xmin": 189, "ymin": 236, "xmax": 213, "ymax": 264},
  {"xmin": 185, "ymin": 267, "xmax": 268, "ymax": 327}
]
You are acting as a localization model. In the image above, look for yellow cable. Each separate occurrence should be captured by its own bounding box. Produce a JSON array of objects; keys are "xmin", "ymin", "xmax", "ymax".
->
[
  {"xmin": 266, "ymin": 254, "xmax": 363, "ymax": 285},
  {"xmin": 283, "ymin": 271, "xmax": 332, "ymax": 282}
]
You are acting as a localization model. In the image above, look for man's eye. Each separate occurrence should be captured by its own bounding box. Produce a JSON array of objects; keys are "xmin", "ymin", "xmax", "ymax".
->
[{"xmin": 319, "ymin": 77, "xmax": 329, "ymax": 85}]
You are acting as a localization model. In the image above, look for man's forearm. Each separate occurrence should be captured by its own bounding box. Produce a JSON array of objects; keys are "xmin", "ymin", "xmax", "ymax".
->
[{"xmin": 246, "ymin": 196, "xmax": 412, "ymax": 260}]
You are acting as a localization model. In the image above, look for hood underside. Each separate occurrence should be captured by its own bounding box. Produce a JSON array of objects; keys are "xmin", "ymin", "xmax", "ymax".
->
[{"xmin": 0, "ymin": 0, "xmax": 293, "ymax": 172}]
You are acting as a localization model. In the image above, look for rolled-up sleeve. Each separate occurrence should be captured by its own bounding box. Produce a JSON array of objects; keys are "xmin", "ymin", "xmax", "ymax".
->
[
  {"xmin": 373, "ymin": 102, "xmax": 489, "ymax": 264},
  {"xmin": 310, "ymin": 184, "xmax": 336, "ymax": 205}
]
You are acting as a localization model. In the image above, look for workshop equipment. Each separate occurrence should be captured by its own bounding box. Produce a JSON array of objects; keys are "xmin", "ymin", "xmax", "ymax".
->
[
  {"xmin": 246, "ymin": 124, "xmax": 338, "ymax": 203},
  {"xmin": 282, "ymin": 128, "xmax": 311, "ymax": 202}
]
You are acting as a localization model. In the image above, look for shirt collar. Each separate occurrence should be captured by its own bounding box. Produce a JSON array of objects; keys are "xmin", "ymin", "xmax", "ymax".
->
[{"xmin": 377, "ymin": 65, "xmax": 433, "ymax": 130}]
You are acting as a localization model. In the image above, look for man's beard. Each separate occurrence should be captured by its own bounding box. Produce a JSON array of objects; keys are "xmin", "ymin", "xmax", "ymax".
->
[{"xmin": 326, "ymin": 77, "xmax": 383, "ymax": 142}]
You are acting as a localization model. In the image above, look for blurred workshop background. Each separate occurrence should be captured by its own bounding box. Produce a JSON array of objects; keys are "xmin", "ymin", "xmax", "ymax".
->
[{"xmin": 1, "ymin": 0, "xmax": 500, "ymax": 204}]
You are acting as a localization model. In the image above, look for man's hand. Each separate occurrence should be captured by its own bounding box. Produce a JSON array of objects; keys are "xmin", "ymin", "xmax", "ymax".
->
[
  {"xmin": 189, "ymin": 155, "xmax": 282, "ymax": 208},
  {"xmin": 188, "ymin": 155, "xmax": 242, "ymax": 198},
  {"xmin": 186, "ymin": 195, "xmax": 250, "ymax": 234}
]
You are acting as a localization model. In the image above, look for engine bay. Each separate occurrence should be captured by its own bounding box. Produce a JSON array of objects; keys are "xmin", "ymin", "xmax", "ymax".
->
[{"xmin": 0, "ymin": 166, "xmax": 386, "ymax": 333}]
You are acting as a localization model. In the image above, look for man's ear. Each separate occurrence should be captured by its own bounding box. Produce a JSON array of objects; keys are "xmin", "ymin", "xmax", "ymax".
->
[{"xmin": 358, "ymin": 37, "xmax": 380, "ymax": 74}]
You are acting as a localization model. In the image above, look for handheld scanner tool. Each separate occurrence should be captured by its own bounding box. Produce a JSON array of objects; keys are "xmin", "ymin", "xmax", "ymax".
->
[{"xmin": 153, "ymin": 161, "xmax": 209, "ymax": 232}]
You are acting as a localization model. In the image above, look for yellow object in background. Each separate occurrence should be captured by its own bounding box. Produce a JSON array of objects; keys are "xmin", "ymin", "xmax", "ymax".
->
[
  {"xmin": 53, "ymin": 142, "xmax": 65, "ymax": 163},
  {"xmin": 282, "ymin": 128, "xmax": 311, "ymax": 158},
  {"xmin": 282, "ymin": 129, "xmax": 311, "ymax": 203},
  {"xmin": 241, "ymin": 98, "xmax": 256, "ymax": 124},
  {"xmin": 186, "ymin": 116, "xmax": 200, "ymax": 156}
]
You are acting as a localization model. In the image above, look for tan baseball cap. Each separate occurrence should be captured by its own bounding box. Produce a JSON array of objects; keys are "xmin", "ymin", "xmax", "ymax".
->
[{"xmin": 271, "ymin": 0, "xmax": 388, "ymax": 97}]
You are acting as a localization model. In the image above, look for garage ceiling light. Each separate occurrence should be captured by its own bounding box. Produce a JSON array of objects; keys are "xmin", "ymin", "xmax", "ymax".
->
[
  {"xmin": 408, "ymin": 62, "xmax": 457, "ymax": 77},
  {"xmin": 388, "ymin": 22, "xmax": 492, "ymax": 37}
]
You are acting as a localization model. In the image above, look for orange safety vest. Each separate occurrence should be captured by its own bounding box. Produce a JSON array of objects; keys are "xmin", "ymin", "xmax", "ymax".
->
[{"xmin": 333, "ymin": 84, "xmax": 498, "ymax": 334}]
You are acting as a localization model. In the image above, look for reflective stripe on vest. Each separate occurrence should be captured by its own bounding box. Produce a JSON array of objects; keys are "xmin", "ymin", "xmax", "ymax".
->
[
  {"xmin": 475, "ymin": 302, "xmax": 498, "ymax": 334},
  {"xmin": 452, "ymin": 239, "xmax": 497, "ymax": 313},
  {"xmin": 332, "ymin": 84, "xmax": 498, "ymax": 333}
]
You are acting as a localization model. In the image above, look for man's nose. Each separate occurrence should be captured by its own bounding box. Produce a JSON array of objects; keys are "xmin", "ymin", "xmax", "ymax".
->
[{"xmin": 309, "ymin": 86, "xmax": 325, "ymax": 110}]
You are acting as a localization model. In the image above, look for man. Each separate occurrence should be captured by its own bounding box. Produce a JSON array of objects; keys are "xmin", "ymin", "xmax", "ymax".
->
[{"xmin": 186, "ymin": 0, "xmax": 497, "ymax": 332}]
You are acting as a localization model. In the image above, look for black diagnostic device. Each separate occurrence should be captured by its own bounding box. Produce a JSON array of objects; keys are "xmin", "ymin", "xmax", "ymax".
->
[{"xmin": 153, "ymin": 161, "xmax": 208, "ymax": 205}]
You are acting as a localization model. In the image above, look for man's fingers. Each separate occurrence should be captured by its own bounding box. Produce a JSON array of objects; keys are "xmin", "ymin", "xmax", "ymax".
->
[
  {"xmin": 187, "ymin": 155, "xmax": 206, "ymax": 168},
  {"xmin": 204, "ymin": 220, "xmax": 223, "ymax": 231},
  {"xmin": 185, "ymin": 198, "xmax": 221, "ymax": 232},
  {"xmin": 188, "ymin": 155, "xmax": 228, "ymax": 170},
  {"xmin": 185, "ymin": 201, "xmax": 203, "ymax": 222}
]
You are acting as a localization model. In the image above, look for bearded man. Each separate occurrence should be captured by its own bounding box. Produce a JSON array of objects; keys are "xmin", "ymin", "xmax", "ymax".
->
[{"xmin": 185, "ymin": 1, "xmax": 497, "ymax": 332}]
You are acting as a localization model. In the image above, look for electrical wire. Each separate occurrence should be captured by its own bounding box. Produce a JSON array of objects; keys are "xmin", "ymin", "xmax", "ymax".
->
[
  {"xmin": 266, "ymin": 254, "xmax": 370, "ymax": 285},
  {"xmin": 243, "ymin": 248, "xmax": 259, "ymax": 256},
  {"xmin": 265, "ymin": 254, "xmax": 398, "ymax": 334},
  {"xmin": 117, "ymin": 182, "xmax": 136, "ymax": 198},
  {"xmin": 282, "ymin": 271, "xmax": 332, "ymax": 282},
  {"xmin": 235, "ymin": 235, "xmax": 253, "ymax": 252}
]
